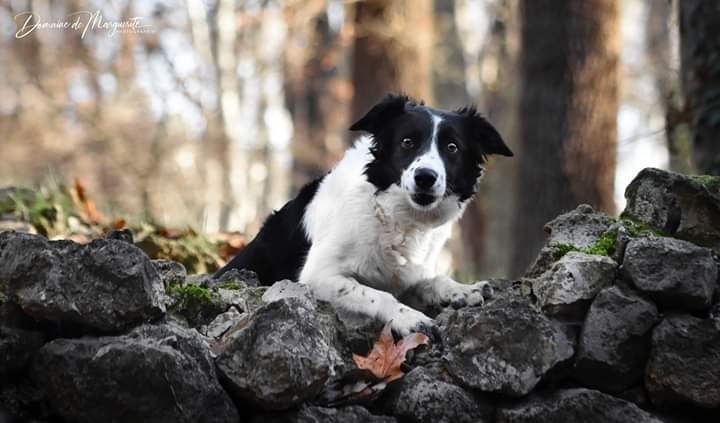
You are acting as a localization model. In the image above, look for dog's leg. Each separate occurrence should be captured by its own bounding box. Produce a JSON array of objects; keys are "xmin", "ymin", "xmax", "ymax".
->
[
  {"xmin": 399, "ymin": 270, "xmax": 494, "ymax": 310},
  {"xmin": 300, "ymin": 273, "xmax": 435, "ymax": 336}
]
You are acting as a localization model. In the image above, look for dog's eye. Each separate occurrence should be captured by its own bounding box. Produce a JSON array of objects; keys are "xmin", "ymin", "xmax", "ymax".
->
[
  {"xmin": 401, "ymin": 138, "xmax": 414, "ymax": 149},
  {"xmin": 447, "ymin": 142, "xmax": 459, "ymax": 153}
]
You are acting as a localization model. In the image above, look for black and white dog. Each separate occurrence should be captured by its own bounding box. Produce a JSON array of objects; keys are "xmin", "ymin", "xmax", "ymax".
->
[{"xmin": 216, "ymin": 94, "xmax": 513, "ymax": 335}]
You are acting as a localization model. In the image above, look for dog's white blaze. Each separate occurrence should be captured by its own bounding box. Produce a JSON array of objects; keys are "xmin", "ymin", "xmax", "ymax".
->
[{"xmin": 401, "ymin": 113, "xmax": 446, "ymax": 201}]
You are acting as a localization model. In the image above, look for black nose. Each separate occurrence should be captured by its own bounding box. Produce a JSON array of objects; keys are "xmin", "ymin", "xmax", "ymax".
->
[{"xmin": 414, "ymin": 168, "xmax": 438, "ymax": 190}]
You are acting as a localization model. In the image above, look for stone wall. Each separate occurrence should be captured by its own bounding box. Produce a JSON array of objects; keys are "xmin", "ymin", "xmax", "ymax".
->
[{"xmin": 0, "ymin": 168, "xmax": 718, "ymax": 423}]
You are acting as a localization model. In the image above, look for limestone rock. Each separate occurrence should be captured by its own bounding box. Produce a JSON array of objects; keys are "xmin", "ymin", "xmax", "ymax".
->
[
  {"xmin": 380, "ymin": 367, "xmax": 491, "ymax": 423},
  {"xmin": 525, "ymin": 204, "xmax": 614, "ymax": 277},
  {"xmin": 623, "ymin": 236, "xmax": 718, "ymax": 311},
  {"xmin": 532, "ymin": 252, "xmax": 617, "ymax": 319},
  {"xmin": 574, "ymin": 286, "xmax": 659, "ymax": 392},
  {"xmin": 216, "ymin": 297, "xmax": 344, "ymax": 410},
  {"xmin": 0, "ymin": 231, "xmax": 165, "ymax": 332},
  {"xmin": 623, "ymin": 168, "xmax": 720, "ymax": 253},
  {"xmin": 497, "ymin": 388, "xmax": 662, "ymax": 423},
  {"xmin": 645, "ymin": 314, "xmax": 720, "ymax": 408},
  {"xmin": 442, "ymin": 292, "xmax": 574, "ymax": 396},
  {"xmin": 32, "ymin": 323, "xmax": 239, "ymax": 423},
  {"xmin": 255, "ymin": 405, "xmax": 397, "ymax": 423},
  {"xmin": 0, "ymin": 325, "xmax": 44, "ymax": 376}
]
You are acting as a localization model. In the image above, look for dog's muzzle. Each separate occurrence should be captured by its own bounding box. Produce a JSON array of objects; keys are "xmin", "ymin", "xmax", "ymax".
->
[{"xmin": 412, "ymin": 168, "xmax": 439, "ymax": 206}]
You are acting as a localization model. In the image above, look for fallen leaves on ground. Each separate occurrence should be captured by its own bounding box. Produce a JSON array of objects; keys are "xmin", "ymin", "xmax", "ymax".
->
[
  {"xmin": 1, "ymin": 182, "xmax": 245, "ymax": 273},
  {"xmin": 352, "ymin": 322, "xmax": 429, "ymax": 383}
]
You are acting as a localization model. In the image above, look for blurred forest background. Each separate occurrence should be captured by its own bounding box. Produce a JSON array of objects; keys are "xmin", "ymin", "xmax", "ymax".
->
[{"xmin": 1, "ymin": 0, "xmax": 718, "ymax": 278}]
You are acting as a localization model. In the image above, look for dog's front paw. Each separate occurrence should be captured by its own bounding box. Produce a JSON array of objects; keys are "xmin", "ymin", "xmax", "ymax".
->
[
  {"xmin": 389, "ymin": 306, "xmax": 438, "ymax": 341},
  {"xmin": 447, "ymin": 280, "xmax": 493, "ymax": 309}
]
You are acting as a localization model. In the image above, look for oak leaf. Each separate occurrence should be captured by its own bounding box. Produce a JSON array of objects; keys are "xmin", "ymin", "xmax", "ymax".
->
[{"xmin": 352, "ymin": 322, "xmax": 429, "ymax": 383}]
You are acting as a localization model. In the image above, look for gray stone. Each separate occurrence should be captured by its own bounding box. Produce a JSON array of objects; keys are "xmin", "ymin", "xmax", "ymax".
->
[
  {"xmin": 216, "ymin": 297, "xmax": 344, "ymax": 410},
  {"xmin": 441, "ymin": 292, "xmax": 574, "ymax": 396},
  {"xmin": 217, "ymin": 285, "xmax": 266, "ymax": 314},
  {"xmin": 152, "ymin": 259, "xmax": 187, "ymax": 287},
  {"xmin": 208, "ymin": 268, "xmax": 261, "ymax": 288},
  {"xmin": 0, "ymin": 220, "xmax": 37, "ymax": 234},
  {"xmin": 545, "ymin": 204, "xmax": 615, "ymax": 248},
  {"xmin": 255, "ymin": 405, "xmax": 397, "ymax": 423},
  {"xmin": 497, "ymin": 388, "xmax": 662, "ymax": 423},
  {"xmin": 166, "ymin": 276, "xmax": 265, "ymax": 328},
  {"xmin": 262, "ymin": 279, "xmax": 314, "ymax": 305},
  {"xmin": 532, "ymin": 252, "xmax": 617, "ymax": 319},
  {"xmin": 32, "ymin": 322, "xmax": 239, "ymax": 423},
  {"xmin": 0, "ymin": 231, "xmax": 165, "ymax": 332},
  {"xmin": 575, "ymin": 286, "xmax": 659, "ymax": 392},
  {"xmin": 105, "ymin": 228, "xmax": 134, "ymax": 244},
  {"xmin": 0, "ymin": 325, "xmax": 44, "ymax": 375},
  {"xmin": 203, "ymin": 306, "xmax": 245, "ymax": 340},
  {"xmin": 332, "ymin": 306, "xmax": 386, "ymax": 358},
  {"xmin": 380, "ymin": 367, "xmax": 491, "ymax": 423},
  {"xmin": 623, "ymin": 236, "xmax": 718, "ymax": 311},
  {"xmin": 645, "ymin": 314, "xmax": 720, "ymax": 408},
  {"xmin": 0, "ymin": 379, "xmax": 51, "ymax": 421},
  {"xmin": 623, "ymin": 168, "xmax": 720, "ymax": 253},
  {"xmin": 525, "ymin": 205, "xmax": 614, "ymax": 277}
]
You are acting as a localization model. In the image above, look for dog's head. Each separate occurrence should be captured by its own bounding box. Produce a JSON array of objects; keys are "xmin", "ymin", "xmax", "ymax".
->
[{"xmin": 351, "ymin": 93, "xmax": 513, "ymax": 215}]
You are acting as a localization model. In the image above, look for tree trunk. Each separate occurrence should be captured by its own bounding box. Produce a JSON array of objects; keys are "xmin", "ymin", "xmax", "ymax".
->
[
  {"xmin": 284, "ymin": 1, "xmax": 350, "ymax": 190},
  {"xmin": 511, "ymin": 0, "xmax": 620, "ymax": 275},
  {"xmin": 679, "ymin": 0, "xmax": 720, "ymax": 175},
  {"xmin": 454, "ymin": 0, "xmax": 521, "ymax": 279},
  {"xmin": 350, "ymin": 0, "xmax": 434, "ymax": 123},
  {"xmin": 473, "ymin": 0, "xmax": 521, "ymax": 279},
  {"xmin": 647, "ymin": 0, "xmax": 692, "ymax": 174}
]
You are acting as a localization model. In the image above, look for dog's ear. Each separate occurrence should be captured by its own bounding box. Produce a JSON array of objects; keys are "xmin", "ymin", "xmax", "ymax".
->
[
  {"xmin": 455, "ymin": 106, "xmax": 513, "ymax": 157},
  {"xmin": 349, "ymin": 93, "xmax": 411, "ymax": 133}
]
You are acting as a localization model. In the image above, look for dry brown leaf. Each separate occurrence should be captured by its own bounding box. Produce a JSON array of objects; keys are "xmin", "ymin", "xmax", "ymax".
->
[
  {"xmin": 111, "ymin": 218, "xmax": 127, "ymax": 229},
  {"xmin": 72, "ymin": 178, "xmax": 105, "ymax": 224},
  {"xmin": 352, "ymin": 322, "xmax": 429, "ymax": 383},
  {"xmin": 215, "ymin": 232, "xmax": 246, "ymax": 261}
]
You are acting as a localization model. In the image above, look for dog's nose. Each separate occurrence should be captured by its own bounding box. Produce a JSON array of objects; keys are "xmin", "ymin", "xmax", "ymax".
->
[{"xmin": 414, "ymin": 168, "xmax": 438, "ymax": 190}]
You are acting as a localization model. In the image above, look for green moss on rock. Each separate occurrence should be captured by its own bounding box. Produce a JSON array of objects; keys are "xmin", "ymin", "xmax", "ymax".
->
[
  {"xmin": 216, "ymin": 280, "xmax": 244, "ymax": 290},
  {"xmin": 689, "ymin": 174, "xmax": 720, "ymax": 191},
  {"xmin": 583, "ymin": 231, "xmax": 617, "ymax": 257},
  {"xmin": 619, "ymin": 216, "xmax": 666, "ymax": 238},
  {"xmin": 550, "ymin": 230, "xmax": 618, "ymax": 259},
  {"xmin": 551, "ymin": 243, "xmax": 581, "ymax": 260},
  {"xmin": 167, "ymin": 283, "xmax": 224, "ymax": 327}
]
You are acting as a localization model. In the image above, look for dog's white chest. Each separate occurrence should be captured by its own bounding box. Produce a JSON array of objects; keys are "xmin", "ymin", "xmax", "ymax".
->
[
  {"xmin": 378, "ymin": 220, "xmax": 431, "ymax": 267},
  {"xmin": 372, "ymin": 198, "xmax": 436, "ymax": 270}
]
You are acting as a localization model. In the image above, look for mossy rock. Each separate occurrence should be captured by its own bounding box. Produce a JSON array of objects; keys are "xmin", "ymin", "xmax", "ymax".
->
[
  {"xmin": 527, "ymin": 205, "xmax": 673, "ymax": 278},
  {"xmin": 623, "ymin": 168, "xmax": 720, "ymax": 254},
  {"xmin": 167, "ymin": 284, "xmax": 225, "ymax": 327},
  {"xmin": 689, "ymin": 174, "xmax": 720, "ymax": 191}
]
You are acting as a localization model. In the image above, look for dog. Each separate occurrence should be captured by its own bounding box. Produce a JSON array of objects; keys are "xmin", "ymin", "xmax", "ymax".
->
[{"xmin": 215, "ymin": 93, "xmax": 513, "ymax": 335}]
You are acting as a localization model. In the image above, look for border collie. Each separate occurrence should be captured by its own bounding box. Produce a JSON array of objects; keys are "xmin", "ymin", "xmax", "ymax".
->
[{"xmin": 216, "ymin": 94, "xmax": 513, "ymax": 335}]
